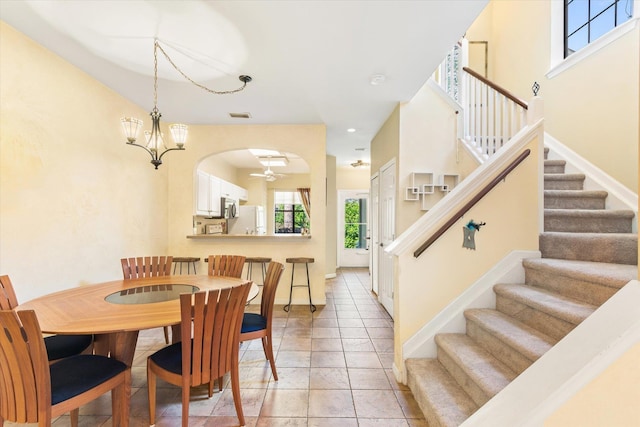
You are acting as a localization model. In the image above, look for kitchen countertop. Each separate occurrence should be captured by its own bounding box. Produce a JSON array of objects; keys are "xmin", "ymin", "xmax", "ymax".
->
[{"xmin": 187, "ymin": 234, "xmax": 312, "ymax": 239}]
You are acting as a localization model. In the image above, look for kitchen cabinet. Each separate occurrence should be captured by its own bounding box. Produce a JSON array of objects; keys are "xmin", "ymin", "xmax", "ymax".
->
[
  {"xmin": 195, "ymin": 171, "xmax": 210, "ymax": 216},
  {"xmin": 195, "ymin": 171, "xmax": 221, "ymax": 216},
  {"xmin": 195, "ymin": 171, "xmax": 247, "ymax": 215},
  {"xmin": 219, "ymin": 180, "xmax": 248, "ymax": 202},
  {"xmin": 208, "ymin": 175, "xmax": 221, "ymax": 216},
  {"xmin": 219, "ymin": 180, "xmax": 233, "ymax": 199},
  {"xmin": 236, "ymin": 185, "xmax": 249, "ymax": 201}
]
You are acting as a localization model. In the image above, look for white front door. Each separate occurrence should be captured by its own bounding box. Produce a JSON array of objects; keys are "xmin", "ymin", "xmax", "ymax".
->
[
  {"xmin": 338, "ymin": 190, "xmax": 370, "ymax": 267},
  {"xmin": 370, "ymin": 174, "xmax": 379, "ymax": 294},
  {"xmin": 378, "ymin": 160, "xmax": 395, "ymax": 317}
]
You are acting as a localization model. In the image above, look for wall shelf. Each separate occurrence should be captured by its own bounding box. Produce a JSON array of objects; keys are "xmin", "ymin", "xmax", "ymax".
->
[{"xmin": 405, "ymin": 172, "xmax": 459, "ymax": 210}]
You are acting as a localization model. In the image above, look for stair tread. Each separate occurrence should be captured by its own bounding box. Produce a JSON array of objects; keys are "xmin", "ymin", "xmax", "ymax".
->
[
  {"xmin": 541, "ymin": 231, "xmax": 637, "ymax": 238},
  {"xmin": 544, "ymin": 190, "xmax": 608, "ymax": 198},
  {"xmin": 406, "ymin": 358, "xmax": 478, "ymax": 426},
  {"xmin": 464, "ymin": 309, "xmax": 555, "ymax": 362},
  {"xmin": 544, "ymin": 159, "xmax": 566, "ymax": 165},
  {"xmin": 544, "ymin": 208, "xmax": 635, "ymax": 217},
  {"xmin": 539, "ymin": 232, "xmax": 638, "ymax": 265},
  {"xmin": 494, "ymin": 283, "xmax": 596, "ymax": 324},
  {"xmin": 523, "ymin": 258, "xmax": 638, "ymax": 289},
  {"xmin": 544, "ymin": 173, "xmax": 585, "ymax": 180},
  {"xmin": 436, "ymin": 333, "xmax": 517, "ymax": 397}
]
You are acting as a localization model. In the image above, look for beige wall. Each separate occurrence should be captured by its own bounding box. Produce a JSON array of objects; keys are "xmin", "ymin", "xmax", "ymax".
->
[
  {"xmin": 336, "ymin": 167, "xmax": 370, "ymax": 190},
  {"xmin": 467, "ymin": 1, "xmax": 639, "ymax": 193},
  {"xmin": 165, "ymin": 124, "xmax": 327, "ymax": 306},
  {"xmin": 397, "ymin": 83, "xmax": 465, "ymax": 234},
  {"xmin": 371, "ymin": 105, "xmax": 400, "ymax": 174},
  {"xmin": 544, "ymin": 342, "xmax": 640, "ymax": 427},
  {"xmin": 198, "ymin": 155, "xmax": 237, "ymax": 182},
  {"xmin": 0, "ymin": 22, "xmax": 169, "ymax": 301}
]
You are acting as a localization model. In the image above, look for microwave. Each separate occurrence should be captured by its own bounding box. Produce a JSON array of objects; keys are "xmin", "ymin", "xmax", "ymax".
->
[{"xmin": 222, "ymin": 197, "xmax": 238, "ymax": 219}]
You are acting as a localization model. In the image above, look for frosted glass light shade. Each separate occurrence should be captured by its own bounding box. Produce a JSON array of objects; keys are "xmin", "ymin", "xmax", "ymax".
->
[
  {"xmin": 121, "ymin": 117, "xmax": 143, "ymax": 143},
  {"xmin": 169, "ymin": 123, "xmax": 188, "ymax": 148},
  {"xmin": 144, "ymin": 130, "xmax": 167, "ymax": 153}
]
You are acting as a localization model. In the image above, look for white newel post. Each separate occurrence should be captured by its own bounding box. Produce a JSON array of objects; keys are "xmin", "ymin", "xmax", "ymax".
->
[
  {"xmin": 527, "ymin": 94, "xmax": 544, "ymax": 125},
  {"xmin": 527, "ymin": 88, "xmax": 545, "ymax": 234}
]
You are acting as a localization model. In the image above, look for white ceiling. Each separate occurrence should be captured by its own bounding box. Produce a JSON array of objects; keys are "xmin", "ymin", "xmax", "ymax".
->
[{"xmin": 0, "ymin": 0, "xmax": 487, "ymax": 170}]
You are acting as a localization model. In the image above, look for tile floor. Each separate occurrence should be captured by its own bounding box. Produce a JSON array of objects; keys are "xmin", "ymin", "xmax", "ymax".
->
[{"xmin": 13, "ymin": 268, "xmax": 427, "ymax": 426}]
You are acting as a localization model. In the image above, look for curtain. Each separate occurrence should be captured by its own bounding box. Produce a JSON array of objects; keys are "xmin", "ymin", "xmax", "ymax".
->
[{"xmin": 297, "ymin": 187, "xmax": 311, "ymax": 219}]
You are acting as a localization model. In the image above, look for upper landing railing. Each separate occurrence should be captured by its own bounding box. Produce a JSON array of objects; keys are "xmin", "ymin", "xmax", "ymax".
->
[{"xmin": 432, "ymin": 40, "xmax": 531, "ymax": 163}]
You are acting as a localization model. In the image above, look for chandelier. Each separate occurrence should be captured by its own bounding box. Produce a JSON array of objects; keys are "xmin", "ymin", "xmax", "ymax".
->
[{"xmin": 121, "ymin": 40, "xmax": 252, "ymax": 169}]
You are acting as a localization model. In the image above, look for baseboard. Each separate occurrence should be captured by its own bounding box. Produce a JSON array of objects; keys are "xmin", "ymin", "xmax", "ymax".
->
[
  {"xmin": 324, "ymin": 273, "xmax": 337, "ymax": 279},
  {"xmin": 392, "ymin": 361, "xmax": 405, "ymax": 385}
]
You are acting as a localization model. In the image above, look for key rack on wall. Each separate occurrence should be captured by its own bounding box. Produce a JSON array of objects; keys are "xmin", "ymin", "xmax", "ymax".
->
[{"xmin": 405, "ymin": 172, "xmax": 459, "ymax": 210}]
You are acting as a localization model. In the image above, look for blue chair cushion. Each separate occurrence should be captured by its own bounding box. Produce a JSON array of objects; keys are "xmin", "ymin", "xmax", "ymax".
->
[
  {"xmin": 44, "ymin": 334, "xmax": 92, "ymax": 361},
  {"xmin": 241, "ymin": 313, "xmax": 266, "ymax": 334},
  {"xmin": 50, "ymin": 355, "xmax": 127, "ymax": 405},
  {"xmin": 149, "ymin": 342, "xmax": 184, "ymax": 375}
]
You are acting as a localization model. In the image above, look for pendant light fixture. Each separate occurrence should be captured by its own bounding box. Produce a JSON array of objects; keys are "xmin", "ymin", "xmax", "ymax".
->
[{"xmin": 121, "ymin": 40, "xmax": 252, "ymax": 169}]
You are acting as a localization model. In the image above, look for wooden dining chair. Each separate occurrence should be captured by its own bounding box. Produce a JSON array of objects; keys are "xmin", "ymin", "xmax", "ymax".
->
[
  {"xmin": 0, "ymin": 275, "xmax": 93, "ymax": 363},
  {"xmin": 0, "ymin": 309, "xmax": 131, "ymax": 427},
  {"xmin": 120, "ymin": 256, "xmax": 173, "ymax": 344},
  {"xmin": 120, "ymin": 256, "xmax": 173, "ymax": 279},
  {"xmin": 240, "ymin": 261, "xmax": 285, "ymax": 380},
  {"xmin": 207, "ymin": 254, "xmax": 246, "ymax": 278},
  {"xmin": 147, "ymin": 283, "xmax": 251, "ymax": 427}
]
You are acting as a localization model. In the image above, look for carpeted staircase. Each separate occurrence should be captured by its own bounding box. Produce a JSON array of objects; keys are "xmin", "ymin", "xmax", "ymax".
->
[{"xmin": 405, "ymin": 148, "xmax": 638, "ymax": 426}]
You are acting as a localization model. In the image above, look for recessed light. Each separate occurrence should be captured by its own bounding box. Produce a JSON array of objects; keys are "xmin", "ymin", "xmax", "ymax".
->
[
  {"xmin": 347, "ymin": 128, "xmax": 356, "ymax": 133},
  {"xmin": 369, "ymin": 74, "xmax": 386, "ymax": 85},
  {"xmin": 355, "ymin": 147, "xmax": 366, "ymax": 151}
]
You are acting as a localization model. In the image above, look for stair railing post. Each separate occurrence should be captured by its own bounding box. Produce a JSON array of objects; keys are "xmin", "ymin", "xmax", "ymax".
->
[
  {"xmin": 527, "ymin": 87, "xmax": 544, "ymax": 126},
  {"xmin": 527, "ymin": 82, "xmax": 545, "ymax": 235}
]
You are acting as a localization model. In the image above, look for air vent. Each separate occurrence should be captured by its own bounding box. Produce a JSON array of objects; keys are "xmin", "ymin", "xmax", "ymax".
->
[{"xmin": 229, "ymin": 112, "xmax": 251, "ymax": 119}]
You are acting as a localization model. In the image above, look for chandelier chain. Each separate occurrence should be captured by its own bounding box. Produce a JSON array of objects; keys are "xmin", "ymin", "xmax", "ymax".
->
[
  {"xmin": 154, "ymin": 40, "xmax": 249, "ymax": 96},
  {"xmin": 153, "ymin": 41, "xmax": 159, "ymax": 111}
]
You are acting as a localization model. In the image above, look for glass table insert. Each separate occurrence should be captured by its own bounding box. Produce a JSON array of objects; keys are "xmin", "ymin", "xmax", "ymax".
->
[{"xmin": 105, "ymin": 284, "xmax": 200, "ymax": 305}]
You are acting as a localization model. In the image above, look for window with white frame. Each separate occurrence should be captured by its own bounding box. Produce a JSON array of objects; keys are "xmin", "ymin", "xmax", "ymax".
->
[
  {"xmin": 565, "ymin": 0, "xmax": 634, "ymax": 57},
  {"xmin": 274, "ymin": 191, "xmax": 309, "ymax": 234}
]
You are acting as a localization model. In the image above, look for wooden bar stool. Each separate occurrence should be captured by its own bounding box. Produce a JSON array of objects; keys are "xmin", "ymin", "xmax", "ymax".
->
[
  {"xmin": 172, "ymin": 257, "xmax": 201, "ymax": 274},
  {"xmin": 245, "ymin": 257, "xmax": 272, "ymax": 286},
  {"xmin": 283, "ymin": 257, "xmax": 316, "ymax": 313}
]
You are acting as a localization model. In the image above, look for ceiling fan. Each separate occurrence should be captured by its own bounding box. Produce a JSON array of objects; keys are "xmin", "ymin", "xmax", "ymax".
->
[
  {"xmin": 351, "ymin": 159, "xmax": 370, "ymax": 168},
  {"xmin": 250, "ymin": 164, "xmax": 286, "ymax": 182}
]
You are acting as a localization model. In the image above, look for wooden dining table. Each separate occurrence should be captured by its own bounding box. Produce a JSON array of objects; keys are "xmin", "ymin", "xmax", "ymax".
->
[{"xmin": 16, "ymin": 275, "xmax": 259, "ymax": 367}]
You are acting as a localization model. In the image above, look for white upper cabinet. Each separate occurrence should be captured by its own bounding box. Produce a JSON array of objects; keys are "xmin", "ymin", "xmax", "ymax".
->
[
  {"xmin": 208, "ymin": 175, "xmax": 221, "ymax": 216},
  {"xmin": 219, "ymin": 179, "xmax": 248, "ymax": 202},
  {"xmin": 219, "ymin": 180, "xmax": 233, "ymax": 199},
  {"xmin": 195, "ymin": 171, "xmax": 247, "ymax": 215},
  {"xmin": 195, "ymin": 170, "xmax": 211, "ymax": 216},
  {"xmin": 235, "ymin": 185, "xmax": 249, "ymax": 202}
]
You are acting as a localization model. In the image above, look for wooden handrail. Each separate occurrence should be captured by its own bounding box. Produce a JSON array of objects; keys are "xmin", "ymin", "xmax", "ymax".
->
[
  {"xmin": 463, "ymin": 67, "xmax": 529, "ymax": 110},
  {"xmin": 413, "ymin": 149, "xmax": 531, "ymax": 258}
]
